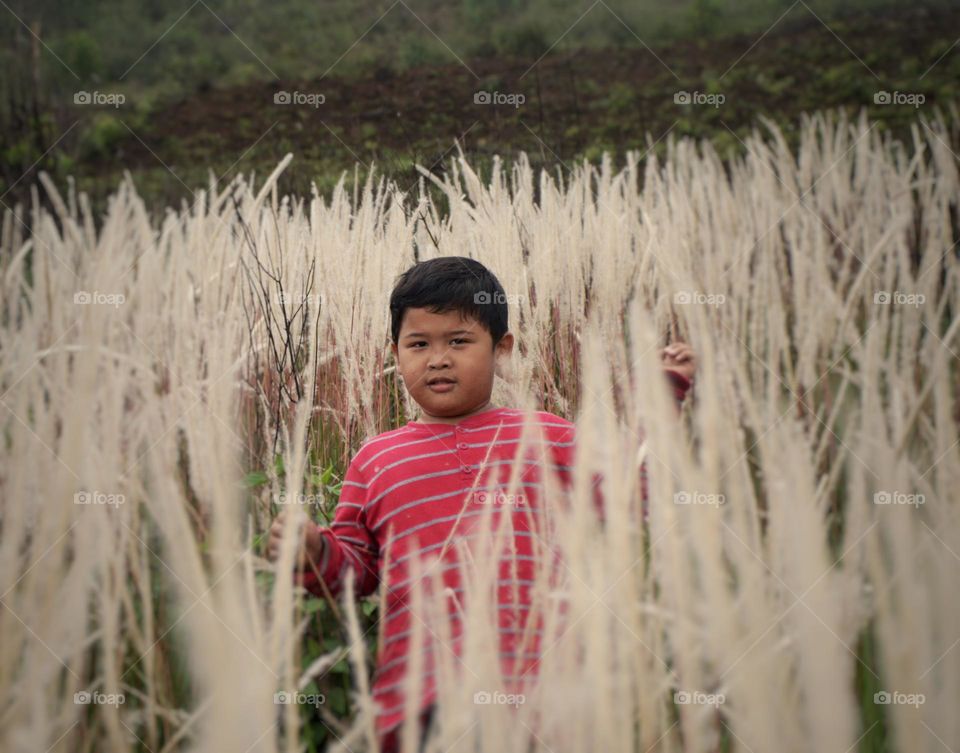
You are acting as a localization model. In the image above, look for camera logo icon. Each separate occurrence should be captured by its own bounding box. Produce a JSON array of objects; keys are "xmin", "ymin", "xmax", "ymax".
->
[
  {"xmin": 474, "ymin": 91, "xmax": 492, "ymax": 104},
  {"xmin": 874, "ymin": 291, "xmax": 890, "ymax": 304},
  {"xmin": 74, "ymin": 691, "xmax": 92, "ymax": 704},
  {"xmin": 473, "ymin": 691, "xmax": 492, "ymax": 704},
  {"xmin": 274, "ymin": 691, "xmax": 293, "ymax": 704},
  {"xmin": 474, "ymin": 291, "xmax": 491, "ymax": 304},
  {"xmin": 674, "ymin": 91, "xmax": 691, "ymax": 105},
  {"xmin": 874, "ymin": 91, "xmax": 891, "ymax": 105},
  {"xmin": 274, "ymin": 91, "xmax": 292, "ymax": 104}
]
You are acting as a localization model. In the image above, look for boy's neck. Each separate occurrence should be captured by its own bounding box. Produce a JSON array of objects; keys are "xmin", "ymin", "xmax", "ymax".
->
[{"xmin": 415, "ymin": 400, "xmax": 500, "ymax": 425}]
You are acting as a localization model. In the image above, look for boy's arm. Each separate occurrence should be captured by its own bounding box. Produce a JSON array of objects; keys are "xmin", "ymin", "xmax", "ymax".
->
[
  {"xmin": 551, "ymin": 424, "xmax": 607, "ymax": 520},
  {"xmin": 634, "ymin": 366, "xmax": 694, "ymax": 519},
  {"xmin": 297, "ymin": 457, "xmax": 380, "ymax": 599},
  {"xmin": 661, "ymin": 341, "xmax": 696, "ymax": 408},
  {"xmin": 577, "ymin": 367, "xmax": 693, "ymax": 524},
  {"xmin": 664, "ymin": 368, "xmax": 693, "ymax": 407}
]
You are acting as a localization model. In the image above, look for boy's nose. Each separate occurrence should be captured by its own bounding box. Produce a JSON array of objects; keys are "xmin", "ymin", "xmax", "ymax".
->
[{"xmin": 427, "ymin": 349, "xmax": 452, "ymax": 368}]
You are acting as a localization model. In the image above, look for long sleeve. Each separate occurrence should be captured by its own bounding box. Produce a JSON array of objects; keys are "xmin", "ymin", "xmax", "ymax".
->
[
  {"xmin": 583, "ymin": 369, "xmax": 693, "ymax": 524},
  {"xmin": 297, "ymin": 454, "xmax": 380, "ymax": 599},
  {"xmin": 547, "ymin": 424, "xmax": 606, "ymax": 520},
  {"xmin": 664, "ymin": 368, "xmax": 692, "ymax": 405}
]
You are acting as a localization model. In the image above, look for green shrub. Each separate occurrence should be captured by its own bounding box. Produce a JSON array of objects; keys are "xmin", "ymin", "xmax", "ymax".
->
[{"xmin": 79, "ymin": 114, "xmax": 127, "ymax": 159}]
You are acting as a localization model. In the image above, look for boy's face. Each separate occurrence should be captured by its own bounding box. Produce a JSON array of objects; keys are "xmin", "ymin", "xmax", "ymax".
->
[{"xmin": 391, "ymin": 307, "xmax": 514, "ymax": 424}]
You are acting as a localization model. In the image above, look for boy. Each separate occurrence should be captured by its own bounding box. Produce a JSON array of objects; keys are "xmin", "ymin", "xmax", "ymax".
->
[{"xmin": 267, "ymin": 256, "xmax": 695, "ymax": 752}]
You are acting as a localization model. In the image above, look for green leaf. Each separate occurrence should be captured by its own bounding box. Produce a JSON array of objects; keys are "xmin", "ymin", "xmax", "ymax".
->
[
  {"xmin": 326, "ymin": 686, "xmax": 348, "ymax": 715},
  {"xmin": 321, "ymin": 465, "xmax": 335, "ymax": 486},
  {"xmin": 256, "ymin": 570, "xmax": 275, "ymax": 589},
  {"xmin": 243, "ymin": 470, "xmax": 269, "ymax": 488}
]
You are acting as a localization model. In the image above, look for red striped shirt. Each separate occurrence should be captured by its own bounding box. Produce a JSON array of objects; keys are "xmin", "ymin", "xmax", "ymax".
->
[{"xmin": 298, "ymin": 374, "xmax": 690, "ymax": 740}]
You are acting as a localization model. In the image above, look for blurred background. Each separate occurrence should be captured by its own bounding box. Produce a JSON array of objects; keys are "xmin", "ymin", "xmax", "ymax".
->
[{"xmin": 1, "ymin": 0, "xmax": 956, "ymax": 214}]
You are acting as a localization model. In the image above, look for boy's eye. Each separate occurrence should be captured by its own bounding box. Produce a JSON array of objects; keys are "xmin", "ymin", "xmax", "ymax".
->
[
  {"xmin": 407, "ymin": 337, "xmax": 472, "ymax": 348},
  {"xmin": 410, "ymin": 339, "xmax": 469, "ymax": 348}
]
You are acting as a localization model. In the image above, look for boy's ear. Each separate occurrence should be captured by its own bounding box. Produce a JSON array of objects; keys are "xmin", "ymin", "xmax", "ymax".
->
[{"xmin": 494, "ymin": 332, "xmax": 515, "ymax": 379}]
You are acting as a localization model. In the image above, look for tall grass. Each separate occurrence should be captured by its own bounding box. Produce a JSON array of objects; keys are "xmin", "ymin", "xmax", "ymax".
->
[{"xmin": 0, "ymin": 107, "xmax": 957, "ymax": 752}]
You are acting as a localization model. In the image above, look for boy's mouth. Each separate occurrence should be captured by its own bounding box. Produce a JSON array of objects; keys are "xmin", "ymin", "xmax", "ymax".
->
[{"xmin": 427, "ymin": 376, "xmax": 456, "ymax": 392}]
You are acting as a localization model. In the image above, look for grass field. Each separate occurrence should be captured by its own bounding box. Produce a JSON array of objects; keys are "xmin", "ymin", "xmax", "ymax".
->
[{"xmin": 0, "ymin": 105, "xmax": 958, "ymax": 752}]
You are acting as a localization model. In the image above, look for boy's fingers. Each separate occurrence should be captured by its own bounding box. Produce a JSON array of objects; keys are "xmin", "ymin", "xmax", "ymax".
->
[
  {"xmin": 266, "ymin": 513, "xmax": 313, "ymax": 566},
  {"xmin": 269, "ymin": 510, "xmax": 303, "ymax": 536},
  {"xmin": 669, "ymin": 345, "xmax": 694, "ymax": 360}
]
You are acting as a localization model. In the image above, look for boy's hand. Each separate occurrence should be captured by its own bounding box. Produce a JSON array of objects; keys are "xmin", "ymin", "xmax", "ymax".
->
[
  {"xmin": 660, "ymin": 341, "xmax": 696, "ymax": 383},
  {"xmin": 266, "ymin": 509, "xmax": 324, "ymax": 570}
]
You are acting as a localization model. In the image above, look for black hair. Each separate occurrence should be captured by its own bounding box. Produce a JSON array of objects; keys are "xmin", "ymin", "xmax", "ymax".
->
[{"xmin": 389, "ymin": 256, "xmax": 509, "ymax": 347}]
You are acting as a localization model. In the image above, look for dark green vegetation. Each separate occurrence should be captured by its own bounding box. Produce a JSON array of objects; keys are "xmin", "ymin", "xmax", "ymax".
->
[{"xmin": 2, "ymin": 0, "xmax": 957, "ymax": 216}]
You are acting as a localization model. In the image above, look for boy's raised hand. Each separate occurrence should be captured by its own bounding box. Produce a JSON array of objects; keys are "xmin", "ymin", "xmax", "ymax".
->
[
  {"xmin": 660, "ymin": 341, "xmax": 697, "ymax": 383},
  {"xmin": 266, "ymin": 509, "xmax": 324, "ymax": 570}
]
